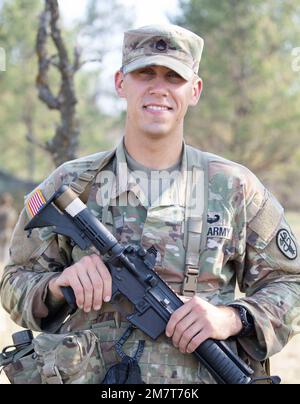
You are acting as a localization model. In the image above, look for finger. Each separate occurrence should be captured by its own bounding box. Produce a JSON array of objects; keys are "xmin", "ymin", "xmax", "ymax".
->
[
  {"xmin": 186, "ymin": 329, "xmax": 210, "ymax": 354},
  {"xmin": 56, "ymin": 266, "xmax": 85, "ymax": 309},
  {"xmin": 171, "ymin": 311, "xmax": 199, "ymax": 347},
  {"xmin": 67, "ymin": 274, "xmax": 85, "ymax": 310},
  {"xmin": 77, "ymin": 268, "xmax": 94, "ymax": 312},
  {"xmin": 87, "ymin": 266, "xmax": 104, "ymax": 310},
  {"xmin": 49, "ymin": 273, "xmax": 69, "ymax": 300},
  {"xmin": 177, "ymin": 320, "xmax": 203, "ymax": 353},
  {"xmin": 166, "ymin": 300, "xmax": 193, "ymax": 337},
  {"xmin": 92, "ymin": 255, "xmax": 112, "ymax": 302}
]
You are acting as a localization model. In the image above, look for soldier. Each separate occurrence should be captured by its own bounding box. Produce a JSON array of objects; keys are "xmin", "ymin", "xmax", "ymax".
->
[{"xmin": 1, "ymin": 24, "xmax": 300, "ymax": 384}]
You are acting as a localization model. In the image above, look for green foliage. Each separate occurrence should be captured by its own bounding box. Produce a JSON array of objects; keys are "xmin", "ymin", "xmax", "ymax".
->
[
  {"xmin": 175, "ymin": 0, "xmax": 300, "ymax": 206},
  {"xmin": 0, "ymin": 0, "xmax": 57, "ymax": 179},
  {"xmin": 0, "ymin": 0, "xmax": 129, "ymax": 185},
  {"xmin": 75, "ymin": 70, "xmax": 122, "ymax": 156},
  {"xmin": 73, "ymin": 0, "xmax": 133, "ymax": 156},
  {"xmin": 3, "ymin": 0, "xmax": 299, "ymax": 208}
]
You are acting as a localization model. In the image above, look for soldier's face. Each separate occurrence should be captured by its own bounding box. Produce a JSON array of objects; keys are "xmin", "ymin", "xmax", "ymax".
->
[{"xmin": 115, "ymin": 65, "xmax": 202, "ymax": 138}]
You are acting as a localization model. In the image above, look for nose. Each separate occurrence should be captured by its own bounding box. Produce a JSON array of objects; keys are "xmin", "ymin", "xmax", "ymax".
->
[{"xmin": 148, "ymin": 76, "xmax": 169, "ymax": 97}]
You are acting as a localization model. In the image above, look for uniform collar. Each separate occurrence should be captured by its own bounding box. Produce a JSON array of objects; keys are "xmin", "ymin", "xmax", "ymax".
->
[{"xmin": 109, "ymin": 138, "xmax": 187, "ymax": 208}]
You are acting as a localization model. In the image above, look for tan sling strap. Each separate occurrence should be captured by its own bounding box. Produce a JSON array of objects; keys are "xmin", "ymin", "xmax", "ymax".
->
[
  {"xmin": 70, "ymin": 171, "xmax": 97, "ymax": 204},
  {"xmin": 182, "ymin": 146, "xmax": 208, "ymax": 297}
]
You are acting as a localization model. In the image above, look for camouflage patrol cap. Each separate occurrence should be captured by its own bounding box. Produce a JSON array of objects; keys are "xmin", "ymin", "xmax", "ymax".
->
[{"xmin": 121, "ymin": 24, "xmax": 204, "ymax": 81}]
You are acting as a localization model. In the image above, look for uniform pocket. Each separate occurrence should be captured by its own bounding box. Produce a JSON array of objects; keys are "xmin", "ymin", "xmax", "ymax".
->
[
  {"xmin": 33, "ymin": 330, "xmax": 106, "ymax": 384},
  {"xmin": 2, "ymin": 352, "xmax": 41, "ymax": 384}
]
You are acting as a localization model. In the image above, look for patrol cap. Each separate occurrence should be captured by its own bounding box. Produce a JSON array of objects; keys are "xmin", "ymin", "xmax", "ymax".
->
[{"xmin": 121, "ymin": 24, "xmax": 204, "ymax": 81}]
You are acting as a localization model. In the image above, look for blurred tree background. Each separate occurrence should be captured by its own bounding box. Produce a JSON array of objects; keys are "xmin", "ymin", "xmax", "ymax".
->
[
  {"xmin": 0, "ymin": 0, "xmax": 131, "ymax": 206},
  {"xmin": 175, "ymin": 0, "xmax": 300, "ymax": 209},
  {"xmin": 0, "ymin": 0, "xmax": 300, "ymax": 210}
]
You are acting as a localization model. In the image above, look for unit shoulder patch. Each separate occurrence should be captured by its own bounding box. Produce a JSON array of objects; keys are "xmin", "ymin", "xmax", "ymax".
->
[{"xmin": 276, "ymin": 229, "xmax": 298, "ymax": 260}]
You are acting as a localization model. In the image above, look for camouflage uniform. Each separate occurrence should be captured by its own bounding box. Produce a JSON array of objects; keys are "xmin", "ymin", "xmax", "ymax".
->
[
  {"xmin": 2, "ymin": 24, "xmax": 300, "ymax": 384},
  {"xmin": 1, "ymin": 139, "xmax": 300, "ymax": 384}
]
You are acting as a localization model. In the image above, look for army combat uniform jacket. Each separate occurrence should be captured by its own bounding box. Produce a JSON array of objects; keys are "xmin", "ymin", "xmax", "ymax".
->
[{"xmin": 1, "ymin": 140, "xmax": 300, "ymax": 384}]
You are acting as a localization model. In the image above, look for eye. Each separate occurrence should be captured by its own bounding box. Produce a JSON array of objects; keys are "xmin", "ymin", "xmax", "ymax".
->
[
  {"xmin": 137, "ymin": 68, "xmax": 155, "ymax": 78},
  {"xmin": 166, "ymin": 71, "xmax": 184, "ymax": 83}
]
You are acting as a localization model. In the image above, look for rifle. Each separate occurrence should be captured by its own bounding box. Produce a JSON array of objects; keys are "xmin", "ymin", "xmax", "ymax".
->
[{"xmin": 24, "ymin": 185, "xmax": 280, "ymax": 384}]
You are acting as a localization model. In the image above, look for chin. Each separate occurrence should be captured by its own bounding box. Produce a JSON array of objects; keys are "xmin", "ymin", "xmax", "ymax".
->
[{"xmin": 142, "ymin": 126, "xmax": 172, "ymax": 138}]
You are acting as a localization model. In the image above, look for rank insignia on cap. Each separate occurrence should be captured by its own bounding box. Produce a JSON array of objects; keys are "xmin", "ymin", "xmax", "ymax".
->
[
  {"xmin": 26, "ymin": 189, "xmax": 46, "ymax": 218},
  {"xmin": 276, "ymin": 229, "xmax": 298, "ymax": 260},
  {"xmin": 155, "ymin": 39, "xmax": 167, "ymax": 51}
]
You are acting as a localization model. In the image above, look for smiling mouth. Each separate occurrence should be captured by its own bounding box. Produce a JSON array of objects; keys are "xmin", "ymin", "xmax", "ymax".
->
[{"xmin": 143, "ymin": 105, "xmax": 172, "ymax": 111}]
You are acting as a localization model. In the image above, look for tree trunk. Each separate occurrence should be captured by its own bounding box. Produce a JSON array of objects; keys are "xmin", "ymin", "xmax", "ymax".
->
[{"xmin": 35, "ymin": 0, "xmax": 80, "ymax": 167}]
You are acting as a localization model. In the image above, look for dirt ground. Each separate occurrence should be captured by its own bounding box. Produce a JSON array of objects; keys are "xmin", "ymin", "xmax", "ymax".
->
[{"xmin": 271, "ymin": 334, "xmax": 300, "ymax": 383}]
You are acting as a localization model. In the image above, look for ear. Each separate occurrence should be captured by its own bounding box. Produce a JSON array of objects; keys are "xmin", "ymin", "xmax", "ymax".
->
[
  {"xmin": 189, "ymin": 77, "xmax": 203, "ymax": 107},
  {"xmin": 115, "ymin": 70, "xmax": 125, "ymax": 98}
]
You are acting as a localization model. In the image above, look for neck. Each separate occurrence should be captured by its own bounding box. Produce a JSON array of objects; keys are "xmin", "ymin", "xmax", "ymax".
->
[{"xmin": 124, "ymin": 133, "xmax": 183, "ymax": 170}]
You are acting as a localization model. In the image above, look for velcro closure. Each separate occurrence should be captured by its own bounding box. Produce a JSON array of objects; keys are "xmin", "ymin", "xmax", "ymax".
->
[{"xmin": 248, "ymin": 194, "xmax": 283, "ymax": 244}]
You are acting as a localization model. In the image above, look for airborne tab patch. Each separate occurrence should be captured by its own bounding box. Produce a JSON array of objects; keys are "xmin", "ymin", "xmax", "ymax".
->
[
  {"xmin": 207, "ymin": 226, "xmax": 233, "ymax": 240},
  {"xmin": 26, "ymin": 189, "xmax": 46, "ymax": 218},
  {"xmin": 207, "ymin": 213, "xmax": 221, "ymax": 224}
]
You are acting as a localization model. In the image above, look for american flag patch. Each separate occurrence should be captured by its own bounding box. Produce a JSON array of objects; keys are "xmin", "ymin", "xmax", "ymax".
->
[{"xmin": 26, "ymin": 189, "xmax": 46, "ymax": 218}]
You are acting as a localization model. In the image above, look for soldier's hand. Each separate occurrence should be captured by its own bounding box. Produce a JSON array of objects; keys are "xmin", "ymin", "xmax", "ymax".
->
[
  {"xmin": 48, "ymin": 254, "xmax": 112, "ymax": 312},
  {"xmin": 165, "ymin": 296, "xmax": 243, "ymax": 354}
]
